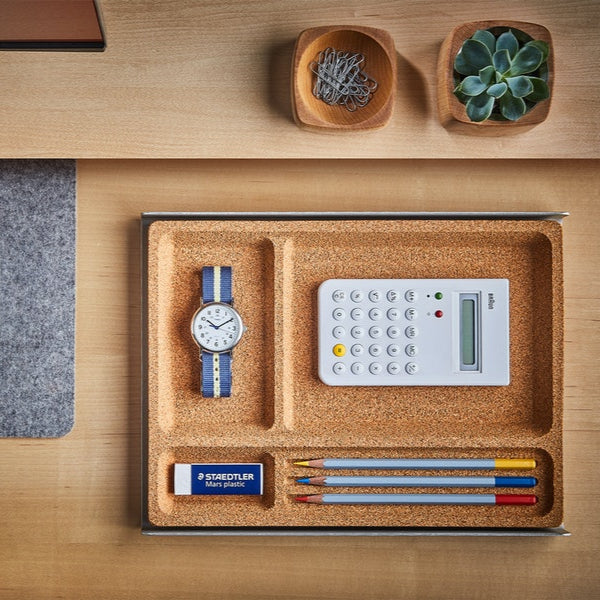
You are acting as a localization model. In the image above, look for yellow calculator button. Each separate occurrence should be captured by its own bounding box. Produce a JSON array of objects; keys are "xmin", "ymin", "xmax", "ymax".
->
[{"xmin": 333, "ymin": 344, "xmax": 346, "ymax": 357}]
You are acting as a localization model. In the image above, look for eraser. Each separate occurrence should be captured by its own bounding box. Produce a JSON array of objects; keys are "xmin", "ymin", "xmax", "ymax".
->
[{"xmin": 174, "ymin": 463, "xmax": 263, "ymax": 496}]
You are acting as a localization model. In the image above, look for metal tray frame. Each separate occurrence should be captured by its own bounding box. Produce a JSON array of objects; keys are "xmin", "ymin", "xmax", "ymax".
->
[{"xmin": 141, "ymin": 211, "xmax": 569, "ymax": 536}]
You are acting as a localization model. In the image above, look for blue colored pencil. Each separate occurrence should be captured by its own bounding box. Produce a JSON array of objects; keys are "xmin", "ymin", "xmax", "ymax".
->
[{"xmin": 296, "ymin": 476, "xmax": 537, "ymax": 488}]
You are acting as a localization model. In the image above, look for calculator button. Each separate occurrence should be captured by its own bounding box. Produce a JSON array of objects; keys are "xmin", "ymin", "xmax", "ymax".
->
[
  {"xmin": 369, "ymin": 326, "xmax": 383, "ymax": 338},
  {"xmin": 351, "ymin": 362, "xmax": 365, "ymax": 375},
  {"xmin": 369, "ymin": 344, "xmax": 383, "ymax": 357},
  {"xmin": 332, "ymin": 344, "xmax": 346, "ymax": 357},
  {"xmin": 405, "ymin": 362, "xmax": 419, "ymax": 375},
  {"xmin": 405, "ymin": 344, "xmax": 418, "ymax": 357},
  {"xmin": 387, "ymin": 362, "xmax": 401, "ymax": 375},
  {"xmin": 368, "ymin": 290, "xmax": 382, "ymax": 302},
  {"xmin": 405, "ymin": 289, "xmax": 418, "ymax": 302},
  {"xmin": 405, "ymin": 308, "xmax": 418, "ymax": 320},
  {"xmin": 405, "ymin": 326, "xmax": 418, "ymax": 339},
  {"xmin": 351, "ymin": 326, "xmax": 365, "ymax": 339},
  {"xmin": 387, "ymin": 308, "xmax": 401, "ymax": 320},
  {"xmin": 387, "ymin": 326, "xmax": 402, "ymax": 338},
  {"xmin": 332, "ymin": 326, "xmax": 346, "ymax": 339},
  {"xmin": 351, "ymin": 308, "xmax": 364, "ymax": 320},
  {"xmin": 351, "ymin": 344, "xmax": 364, "ymax": 356},
  {"xmin": 332, "ymin": 308, "xmax": 346, "ymax": 321},
  {"xmin": 333, "ymin": 362, "xmax": 346, "ymax": 374},
  {"xmin": 369, "ymin": 362, "xmax": 383, "ymax": 375},
  {"xmin": 368, "ymin": 308, "xmax": 383, "ymax": 320},
  {"xmin": 332, "ymin": 290, "xmax": 346, "ymax": 302},
  {"xmin": 387, "ymin": 290, "xmax": 400, "ymax": 302},
  {"xmin": 350, "ymin": 290, "xmax": 364, "ymax": 302},
  {"xmin": 387, "ymin": 344, "xmax": 401, "ymax": 357}
]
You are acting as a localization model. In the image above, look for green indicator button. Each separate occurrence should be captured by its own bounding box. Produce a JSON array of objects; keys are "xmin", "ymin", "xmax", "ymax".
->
[{"xmin": 435, "ymin": 292, "xmax": 443, "ymax": 300}]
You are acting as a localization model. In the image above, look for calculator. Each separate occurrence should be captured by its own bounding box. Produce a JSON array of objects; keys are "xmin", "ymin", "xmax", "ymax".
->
[{"xmin": 318, "ymin": 279, "xmax": 510, "ymax": 386}]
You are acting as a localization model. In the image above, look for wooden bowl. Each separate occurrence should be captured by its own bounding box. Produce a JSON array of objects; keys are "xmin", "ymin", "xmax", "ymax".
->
[
  {"xmin": 437, "ymin": 20, "xmax": 553, "ymax": 129},
  {"xmin": 291, "ymin": 25, "xmax": 396, "ymax": 131}
]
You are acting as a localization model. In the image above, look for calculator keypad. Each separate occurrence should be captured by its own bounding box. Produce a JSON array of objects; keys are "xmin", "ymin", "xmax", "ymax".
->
[{"xmin": 320, "ymin": 280, "xmax": 428, "ymax": 386}]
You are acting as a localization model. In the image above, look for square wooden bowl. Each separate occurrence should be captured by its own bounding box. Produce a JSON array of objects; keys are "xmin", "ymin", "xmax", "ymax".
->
[
  {"xmin": 291, "ymin": 25, "xmax": 397, "ymax": 131},
  {"xmin": 437, "ymin": 20, "xmax": 554, "ymax": 129}
]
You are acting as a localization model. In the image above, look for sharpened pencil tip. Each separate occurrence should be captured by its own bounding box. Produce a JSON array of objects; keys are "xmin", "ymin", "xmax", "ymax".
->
[
  {"xmin": 294, "ymin": 460, "xmax": 309, "ymax": 467},
  {"xmin": 296, "ymin": 478, "xmax": 310, "ymax": 484},
  {"xmin": 295, "ymin": 495, "xmax": 309, "ymax": 502}
]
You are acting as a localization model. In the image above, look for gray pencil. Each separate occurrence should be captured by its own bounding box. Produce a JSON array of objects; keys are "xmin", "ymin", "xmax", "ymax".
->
[
  {"xmin": 296, "ymin": 476, "xmax": 537, "ymax": 488},
  {"xmin": 295, "ymin": 493, "xmax": 538, "ymax": 505},
  {"xmin": 294, "ymin": 458, "xmax": 536, "ymax": 470}
]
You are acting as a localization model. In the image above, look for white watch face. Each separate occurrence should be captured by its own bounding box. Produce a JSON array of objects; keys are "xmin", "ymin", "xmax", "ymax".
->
[{"xmin": 191, "ymin": 302, "xmax": 244, "ymax": 352}]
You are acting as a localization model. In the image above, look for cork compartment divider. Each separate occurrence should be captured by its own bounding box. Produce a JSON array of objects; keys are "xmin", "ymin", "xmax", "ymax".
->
[{"xmin": 145, "ymin": 218, "xmax": 564, "ymax": 530}]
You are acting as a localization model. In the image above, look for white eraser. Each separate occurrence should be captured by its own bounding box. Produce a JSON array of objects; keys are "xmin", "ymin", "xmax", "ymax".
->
[{"xmin": 174, "ymin": 463, "xmax": 263, "ymax": 496}]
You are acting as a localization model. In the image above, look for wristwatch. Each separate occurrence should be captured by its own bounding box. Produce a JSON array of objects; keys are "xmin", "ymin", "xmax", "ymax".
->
[{"xmin": 190, "ymin": 266, "xmax": 246, "ymax": 397}]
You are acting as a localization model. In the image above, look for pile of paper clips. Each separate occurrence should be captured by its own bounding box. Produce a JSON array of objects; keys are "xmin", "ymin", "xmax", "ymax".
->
[{"xmin": 310, "ymin": 47, "xmax": 378, "ymax": 112}]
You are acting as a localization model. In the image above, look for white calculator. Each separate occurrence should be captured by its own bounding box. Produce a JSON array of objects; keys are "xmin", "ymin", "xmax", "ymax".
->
[{"xmin": 318, "ymin": 279, "xmax": 510, "ymax": 387}]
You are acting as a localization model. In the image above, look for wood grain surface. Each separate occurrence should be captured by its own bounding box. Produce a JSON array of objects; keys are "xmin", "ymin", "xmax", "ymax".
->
[
  {"xmin": 1, "ymin": 158, "xmax": 598, "ymax": 599},
  {"xmin": 0, "ymin": 0, "xmax": 598, "ymax": 158}
]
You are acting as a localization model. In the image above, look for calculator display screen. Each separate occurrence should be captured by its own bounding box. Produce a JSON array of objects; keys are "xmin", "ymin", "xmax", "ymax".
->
[
  {"xmin": 461, "ymin": 299, "xmax": 476, "ymax": 365},
  {"xmin": 459, "ymin": 293, "xmax": 480, "ymax": 371}
]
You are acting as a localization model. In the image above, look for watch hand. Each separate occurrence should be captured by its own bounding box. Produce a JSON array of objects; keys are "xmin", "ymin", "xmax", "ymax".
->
[
  {"xmin": 206, "ymin": 320, "xmax": 219, "ymax": 329},
  {"xmin": 214, "ymin": 318, "xmax": 233, "ymax": 329}
]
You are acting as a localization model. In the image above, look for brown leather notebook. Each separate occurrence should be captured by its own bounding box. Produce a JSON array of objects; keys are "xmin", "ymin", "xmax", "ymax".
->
[{"xmin": 0, "ymin": 0, "xmax": 104, "ymax": 50}]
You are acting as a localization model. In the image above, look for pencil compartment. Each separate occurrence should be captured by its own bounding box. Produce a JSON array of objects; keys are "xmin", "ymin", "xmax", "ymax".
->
[
  {"xmin": 144, "ymin": 216, "xmax": 564, "ymax": 531},
  {"xmin": 287, "ymin": 447, "xmax": 558, "ymax": 527}
]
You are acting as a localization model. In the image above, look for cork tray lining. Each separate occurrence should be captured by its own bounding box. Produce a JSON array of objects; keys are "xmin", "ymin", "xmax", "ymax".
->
[{"xmin": 145, "ymin": 218, "xmax": 563, "ymax": 529}]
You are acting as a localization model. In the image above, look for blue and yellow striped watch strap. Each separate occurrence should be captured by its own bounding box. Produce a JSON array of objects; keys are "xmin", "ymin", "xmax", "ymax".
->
[
  {"xmin": 201, "ymin": 266, "xmax": 233, "ymax": 398},
  {"xmin": 201, "ymin": 350, "xmax": 232, "ymax": 398},
  {"xmin": 201, "ymin": 266, "xmax": 232, "ymax": 304}
]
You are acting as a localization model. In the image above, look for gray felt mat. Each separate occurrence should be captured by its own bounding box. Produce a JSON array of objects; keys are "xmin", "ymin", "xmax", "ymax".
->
[{"xmin": 0, "ymin": 160, "xmax": 76, "ymax": 437}]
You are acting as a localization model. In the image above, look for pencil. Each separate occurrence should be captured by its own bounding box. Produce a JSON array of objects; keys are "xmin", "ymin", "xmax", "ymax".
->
[
  {"xmin": 296, "ymin": 476, "xmax": 537, "ymax": 488},
  {"xmin": 295, "ymin": 493, "xmax": 538, "ymax": 505},
  {"xmin": 294, "ymin": 458, "xmax": 536, "ymax": 470}
]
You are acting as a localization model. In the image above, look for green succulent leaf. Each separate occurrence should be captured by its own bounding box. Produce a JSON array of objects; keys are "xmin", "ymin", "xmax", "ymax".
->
[
  {"xmin": 479, "ymin": 65, "xmax": 496, "ymax": 85},
  {"xmin": 487, "ymin": 82, "xmax": 508, "ymax": 98},
  {"xmin": 453, "ymin": 86, "xmax": 470, "ymax": 104},
  {"xmin": 525, "ymin": 40, "xmax": 549, "ymax": 63},
  {"xmin": 495, "ymin": 30, "xmax": 519, "ymax": 58},
  {"xmin": 499, "ymin": 90, "xmax": 527, "ymax": 120},
  {"xmin": 461, "ymin": 39, "xmax": 493, "ymax": 70},
  {"xmin": 454, "ymin": 51, "xmax": 479, "ymax": 76},
  {"xmin": 492, "ymin": 49, "xmax": 512, "ymax": 74},
  {"xmin": 459, "ymin": 75, "xmax": 488, "ymax": 96},
  {"xmin": 509, "ymin": 45, "xmax": 543, "ymax": 75},
  {"xmin": 506, "ymin": 76, "xmax": 534, "ymax": 98},
  {"xmin": 472, "ymin": 29, "xmax": 496, "ymax": 54},
  {"xmin": 525, "ymin": 77, "xmax": 550, "ymax": 102},
  {"xmin": 466, "ymin": 92, "xmax": 495, "ymax": 122}
]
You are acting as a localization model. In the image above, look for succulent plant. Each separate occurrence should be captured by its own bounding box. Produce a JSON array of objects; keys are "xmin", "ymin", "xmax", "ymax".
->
[{"xmin": 453, "ymin": 28, "xmax": 550, "ymax": 122}]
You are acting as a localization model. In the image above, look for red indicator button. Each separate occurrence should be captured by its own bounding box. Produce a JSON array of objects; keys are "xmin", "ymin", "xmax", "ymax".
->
[{"xmin": 434, "ymin": 310, "xmax": 443, "ymax": 318}]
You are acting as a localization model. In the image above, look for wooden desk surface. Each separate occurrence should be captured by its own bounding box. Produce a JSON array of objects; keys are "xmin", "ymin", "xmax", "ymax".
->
[
  {"xmin": 0, "ymin": 0, "xmax": 598, "ymax": 158},
  {"xmin": 1, "ymin": 159, "xmax": 598, "ymax": 599}
]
